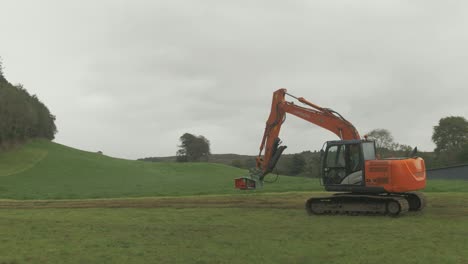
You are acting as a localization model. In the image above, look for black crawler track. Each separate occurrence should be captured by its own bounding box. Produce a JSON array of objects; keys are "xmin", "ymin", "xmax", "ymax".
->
[
  {"xmin": 305, "ymin": 192, "xmax": 426, "ymax": 217},
  {"xmin": 403, "ymin": 192, "xmax": 426, "ymax": 211}
]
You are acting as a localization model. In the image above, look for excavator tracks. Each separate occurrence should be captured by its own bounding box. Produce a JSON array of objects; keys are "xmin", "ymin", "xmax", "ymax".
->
[
  {"xmin": 403, "ymin": 192, "xmax": 426, "ymax": 211},
  {"xmin": 305, "ymin": 192, "xmax": 426, "ymax": 217}
]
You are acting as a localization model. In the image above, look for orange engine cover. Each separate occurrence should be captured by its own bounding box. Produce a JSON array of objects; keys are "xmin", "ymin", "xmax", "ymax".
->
[{"xmin": 364, "ymin": 157, "xmax": 426, "ymax": 193}]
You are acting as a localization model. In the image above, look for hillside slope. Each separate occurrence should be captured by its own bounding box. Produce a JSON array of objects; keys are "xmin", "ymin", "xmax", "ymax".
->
[{"xmin": 0, "ymin": 140, "xmax": 319, "ymax": 199}]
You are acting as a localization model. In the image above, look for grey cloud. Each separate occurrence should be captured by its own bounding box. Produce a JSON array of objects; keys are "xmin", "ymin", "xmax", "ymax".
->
[{"xmin": 1, "ymin": 0, "xmax": 467, "ymax": 158}]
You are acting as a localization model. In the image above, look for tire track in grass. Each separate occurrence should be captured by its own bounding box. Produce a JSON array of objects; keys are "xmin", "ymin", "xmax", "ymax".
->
[
  {"xmin": 0, "ymin": 149, "xmax": 48, "ymax": 177},
  {"xmin": 0, "ymin": 193, "xmax": 466, "ymax": 217},
  {"xmin": 0, "ymin": 193, "xmax": 313, "ymax": 209}
]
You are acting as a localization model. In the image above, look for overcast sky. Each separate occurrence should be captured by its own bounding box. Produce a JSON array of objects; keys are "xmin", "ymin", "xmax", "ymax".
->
[{"xmin": 1, "ymin": 0, "xmax": 467, "ymax": 159}]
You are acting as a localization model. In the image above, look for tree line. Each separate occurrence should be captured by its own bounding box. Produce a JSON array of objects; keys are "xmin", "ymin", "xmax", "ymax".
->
[
  {"xmin": 0, "ymin": 59, "xmax": 57, "ymax": 146},
  {"xmin": 165, "ymin": 116, "xmax": 468, "ymax": 177}
]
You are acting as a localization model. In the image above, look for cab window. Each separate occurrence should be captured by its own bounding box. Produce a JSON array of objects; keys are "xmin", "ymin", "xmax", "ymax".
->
[
  {"xmin": 326, "ymin": 145, "xmax": 345, "ymax": 167},
  {"xmin": 362, "ymin": 142, "xmax": 376, "ymax": 160}
]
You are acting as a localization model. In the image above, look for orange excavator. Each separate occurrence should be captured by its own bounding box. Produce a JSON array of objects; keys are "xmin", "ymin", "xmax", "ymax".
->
[{"xmin": 235, "ymin": 88, "xmax": 426, "ymax": 216}]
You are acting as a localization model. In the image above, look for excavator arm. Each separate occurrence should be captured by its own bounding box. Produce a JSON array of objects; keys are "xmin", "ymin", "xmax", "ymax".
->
[{"xmin": 235, "ymin": 88, "xmax": 360, "ymax": 189}]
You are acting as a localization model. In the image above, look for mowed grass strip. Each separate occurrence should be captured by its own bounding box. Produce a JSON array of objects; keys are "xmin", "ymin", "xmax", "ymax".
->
[{"xmin": 0, "ymin": 192, "xmax": 467, "ymax": 264}]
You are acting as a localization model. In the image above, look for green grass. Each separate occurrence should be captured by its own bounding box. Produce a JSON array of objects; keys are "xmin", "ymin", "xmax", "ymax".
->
[
  {"xmin": 425, "ymin": 179, "xmax": 468, "ymax": 192},
  {"xmin": 0, "ymin": 140, "xmax": 319, "ymax": 199},
  {"xmin": 0, "ymin": 143, "xmax": 48, "ymax": 177},
  {"xmin": 1, "ymin": 140, "xmax": 468, "ymax": 263},
  {"xmin": 0, "ymin": 139, "xmax": 467, "ymax": 200},
  {"xmin": 0, "ymin": 192, "xmax": 467, "ymax": 264}
]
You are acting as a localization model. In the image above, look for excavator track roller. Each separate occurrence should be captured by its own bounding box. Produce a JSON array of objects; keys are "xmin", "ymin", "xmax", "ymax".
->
[{"xmin": 386, "ymin": 200, "xmax": 403, "ymax": 216}]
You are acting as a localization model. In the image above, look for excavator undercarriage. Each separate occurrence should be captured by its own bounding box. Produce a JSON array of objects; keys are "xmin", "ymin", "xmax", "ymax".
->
[{"xmin": 305, "ymin": 192, "xmax": 426, "ymax": 217}]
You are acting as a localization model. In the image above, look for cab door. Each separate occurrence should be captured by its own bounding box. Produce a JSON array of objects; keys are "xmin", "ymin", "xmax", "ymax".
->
[{"xmin": 322, "ymin": 144, "xmax": 347, "ymax": 184}]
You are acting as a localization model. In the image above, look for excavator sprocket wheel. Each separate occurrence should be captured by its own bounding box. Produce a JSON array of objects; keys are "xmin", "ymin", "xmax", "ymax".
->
[{"xmin": 404, "ymin": 192, "xmax": 426, "ymax": 211}]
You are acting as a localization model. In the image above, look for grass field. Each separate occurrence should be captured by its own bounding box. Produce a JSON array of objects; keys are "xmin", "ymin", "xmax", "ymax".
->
[
  {"xmin": 0, "ymin": 192, "xmax": 467, "ymax": 264},
  {"xmin": 1, "ymin": 140, "xmax": 468, "ymax": 200},
  {"xmin": 0, "ymin": 140, "xmax": 320, "ymax": 199},
  {"xmin": 1, "ymin": 140, "xmax": 468, "ymax": 263}
]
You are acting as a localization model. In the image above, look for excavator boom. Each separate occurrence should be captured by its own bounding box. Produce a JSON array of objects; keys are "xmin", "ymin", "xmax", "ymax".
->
[
  {"xmin": 258, "ymin": 89, "xmax": 359, "ymax": 178},
  {"xmin": 235, "ymin": 88, "xmax": 360, "ymax": 189}
]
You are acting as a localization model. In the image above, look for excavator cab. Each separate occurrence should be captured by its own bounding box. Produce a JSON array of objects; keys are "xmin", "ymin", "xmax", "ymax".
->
[{"xmin": 321, "ymin": 140, "xmax": 376, "ymax": 189}]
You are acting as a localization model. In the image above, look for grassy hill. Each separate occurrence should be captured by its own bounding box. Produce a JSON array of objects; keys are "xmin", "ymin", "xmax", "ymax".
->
[
  {"xmin": 0, "ymin": 140, "xmax": 466, "ymax": 200},
  {"xmin": 0, "ymin": 140, "xmax": 319, "ymax": 199}
]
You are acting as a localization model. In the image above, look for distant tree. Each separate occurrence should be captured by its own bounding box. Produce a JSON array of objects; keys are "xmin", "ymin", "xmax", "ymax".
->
[
  {"xmin": 458, "ymin": 143, "xmax": 468, "ymax": 164},
  {"xmin": 432, "ymin": 116, "xmax": 468, "ymax": 166},
  {"xmin": 231, "ymin": 159, "xmax": 243, "ymax": 168},
  {"xmin": 432, "ymin": 116, "xmax": 468, "ymax": 153},
  {"xmin": 366, "ymin": 129, "xmax": 394, "ymax": 150},
  {"xmin": 366, "ymin": 128, "xmax": 417, "ymax": 158},
  {"xmin": 0, "ymin": 57, "xmax": 4, "ymax": 79},
  {"xmin": 176, "ymin": 149, "xmax": 188, "ymax": 162},
  {"xmin": 0, "ymin": 71, "xmax": 57, "ymax": 145},
  {"xmin": 287, "ymin": 154, "xmax": 306, "ymax": 175},
  {"xmin": 244, "ymin": 158, "xmax": 256, "ymax": 169},
  {"xmin": 395, "ymin": 144, "xmax": 413, "ymax": 152},
  {"xmin": 176, "ymin": 133, "xmax": 211, "ymax": 162},
  {"xmin": 302, "ymin": 151, "xmax": 321, "ymax": 178}
]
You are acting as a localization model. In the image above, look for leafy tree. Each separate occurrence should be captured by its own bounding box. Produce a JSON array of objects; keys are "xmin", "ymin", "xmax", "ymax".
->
[
  {"xmin": 244, "ymin": 158, "xmax": 256, "ymax": 169},
  {"xmin": 432, "ymin": 116, "xmax": 468, "ymax": 153},
  {"xmin": 458, "ymin": 143, "xmax": 468, "ymax": 164},
  {"xmin": 175, "ymin": 150, "xmax": 188, "ymax": 162},
  {"xmin": 231, "ymin": 159, "xmax": 243, "ymax": 168},
  {"xmin": 394, "ymin": 144, "xmax": 413, "ymax": 152},
  {"xmin": 432, "ymin": 116, "xmax": 468, "ymax": 166},
  {"xmin": 176, "ymin": 133, "xmax": 211, "ymax": 162},
  {"xmin": 0, "ymin": 57, "xmax": 4, "ymax": 80},
  {"xmin": 0, "ymin": 68, "xmax": 57, "ymax": 146},
  {"xmin": 287, "ymin": 154, "xmax": 306, "ymax": 175},
  {"xmin": 366, "ymin": 129, "xmax": 394, "ymax": 150},
  {"xmin": 302, "ymin": 151, "xmax": 321, "ymax": 178},
  {"xmin": 366, "ymin": 129, "xmax": 417, "ymax": 158}
]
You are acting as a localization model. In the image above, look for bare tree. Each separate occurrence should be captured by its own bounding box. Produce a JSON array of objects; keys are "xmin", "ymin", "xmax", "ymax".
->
[{"xmin": 366, "ymin": 129, "xmax": 394, "ymax": 150}]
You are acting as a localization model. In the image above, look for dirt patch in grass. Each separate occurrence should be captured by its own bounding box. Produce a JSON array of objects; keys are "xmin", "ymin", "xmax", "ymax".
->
[
  {"xmin": 0, "ymin": 193, "xmax": 313, "ymax": 209},
  {"xmin": 0, "ymin": 192, "xmax": 467, "ymax": 217}
]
